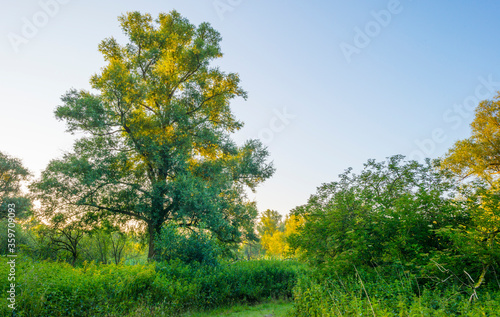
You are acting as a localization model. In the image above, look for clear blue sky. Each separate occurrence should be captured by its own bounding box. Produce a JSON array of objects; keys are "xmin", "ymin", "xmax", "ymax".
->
[{"xmin": 2, "ymin": 0, "xmax": 500, "ymax": 216}]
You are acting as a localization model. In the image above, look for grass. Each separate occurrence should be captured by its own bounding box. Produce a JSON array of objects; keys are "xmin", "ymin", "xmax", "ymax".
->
[
  {"xmin": 181, "ymin": 299, "xmax": 293, "ymax": 317},
  {"xmin": 121, "ymin": 299, "xmax": 293, "ymax": 317}
]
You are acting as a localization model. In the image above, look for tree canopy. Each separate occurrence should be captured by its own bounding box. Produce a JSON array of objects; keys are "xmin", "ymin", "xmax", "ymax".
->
[
  {"xmin": 31, "ymin": 11, "xmax": 274, "ymax": 259},
  {"xmin": 257, "ymin": 209, "xmax": 302, "ymax": 257},
  {"xmin": 442, "ymin": 93, "xmax": 500, "ymax": 182}
]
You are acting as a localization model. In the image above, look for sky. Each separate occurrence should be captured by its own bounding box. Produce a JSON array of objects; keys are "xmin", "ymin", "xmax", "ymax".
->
[{"xmin": 1, "ymin": 0, "xmax": 500, "ymax": 216}]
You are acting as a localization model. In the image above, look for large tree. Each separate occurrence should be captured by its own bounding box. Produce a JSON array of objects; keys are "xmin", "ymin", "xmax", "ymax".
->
[{"xmin": 31, "ymin": 11, "xmax": 274, "ymax": 259}]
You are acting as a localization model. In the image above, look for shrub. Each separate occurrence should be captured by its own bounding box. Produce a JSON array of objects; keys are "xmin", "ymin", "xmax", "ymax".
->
[
  {"xmin": 154, "ymin": 224, "xmax": 224, "ymax": 266},
  {"xmin": 290, "ymin": 156, "xmax": 469, "ymax": 276},
  {"xmin": 0, "ymin": 256, "xmax": 156, "ymax": 316},
  {"xmin": 0, "ymin": 256, "xmax": 304, "ymax": 316},
  {"xmin": 153, "ymin": 258, "xmax": 306, "ymax": 310}
]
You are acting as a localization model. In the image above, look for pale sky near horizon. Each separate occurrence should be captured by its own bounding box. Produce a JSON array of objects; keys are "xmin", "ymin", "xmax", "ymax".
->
[{"xmin": 2, "ymin": 1, "xmax": 500, "ymax": 216}]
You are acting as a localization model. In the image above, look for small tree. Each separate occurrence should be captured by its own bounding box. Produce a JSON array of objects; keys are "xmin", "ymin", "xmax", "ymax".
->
[
  {"xmin": 109, "ymin": 232, "xmax": 127, "ymax": 264},
  {"xmin": 258, "ymin": 209, "xmax": 283, "ymax": 256},
  {"xmin": 258, "ymin": 210, "xmax": 302, "ymax": 258},
  {"xmin": 38, "ymin": 214, "xmax": 87, "ymax": 266},
  {"xmin": 0, "ymin": 151, "xmax": 31, "ymax": 219}
]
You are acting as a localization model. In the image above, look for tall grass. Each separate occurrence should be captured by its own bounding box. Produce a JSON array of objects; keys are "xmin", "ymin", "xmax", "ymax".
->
[{"xmin": 289, "ymin": 265, "xmax": 500, "ymax": 316}]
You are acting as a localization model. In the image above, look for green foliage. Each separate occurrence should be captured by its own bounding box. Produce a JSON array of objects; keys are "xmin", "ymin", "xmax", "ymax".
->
[
  {"xmin": 154, "ymin": 223, "xmax": 224, "ymax": 266},
  {"xmin": 79, "ymin": 224, "xmax": 145, "ymax": 265},
  {"xmin": 11, "ymin": 217, "xmax": 146, "ymax": 267},
  {"xmin": 432, "ymin": 180, "xmax": 500, "ymax": 289},
  {"xmin": 153, "ymin": 258, "xmax": 305, "ymax": 310},
  {"xmin": 287, "ymin": 155, "xmax": 500, "ymax": 315},
  {"xmin": 0, "ymin": 256, "xmax": 303, "ymax": 316},
  {"xmin": 291, "ymin": 155, "xmax": 467, "ymax": 275},
  {"xmin": 0, "ymin": 151, "xmax": 31, "ymax": 196},
  {"xmin": 0, "ymin": 219, "xmax": 32, "ymax": 255},
  {"xmin": 238, "ymin": 240, "xmax": 264, "ymax": 260},
  {"xmin": 257, "ymin": 209, "xmax": 284, "ymax": 237},
  {"xmin": 40, "ymin": 215, "xmax": 87, "ymax": 266},
  {"xmin": 0, "ymin": 256, "xmax": 156, "ymax": 316}
]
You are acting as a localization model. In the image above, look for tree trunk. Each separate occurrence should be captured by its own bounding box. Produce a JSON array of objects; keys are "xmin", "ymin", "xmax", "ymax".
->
[
  {"xmin": 71, "ymin": 251, "xmax": 78, "ymax": 267},
  {"xmin": 148, "ymin": 192, "xmax": 166, "ymax": 260},
  {"xmin": 147, "ymin": 222, "xmax": 162, "ymax": 260}
]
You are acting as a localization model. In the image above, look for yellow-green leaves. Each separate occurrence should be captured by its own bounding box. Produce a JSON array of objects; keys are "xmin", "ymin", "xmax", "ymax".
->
[
  {"xmin": 258, "ymin": 210, "xmax": 303, "ymax": 258},
  {"xmin": 442, "ymin": 93, "xmax": 500, "ymax": 181}
]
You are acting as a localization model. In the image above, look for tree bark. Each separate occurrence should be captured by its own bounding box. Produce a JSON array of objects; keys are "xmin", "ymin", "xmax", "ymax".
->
[{"xmin": 147, "ymin": 221, "xmax": 162, "ymax": 260}]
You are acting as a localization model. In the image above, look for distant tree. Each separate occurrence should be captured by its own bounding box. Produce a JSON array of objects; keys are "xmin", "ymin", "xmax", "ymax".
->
[
  {"xmin": 31, "ymin": 11, "xmax": 274, "ymax": 259},
  {"xmin": 257, "ymin": 209, "xmax": 282, "ymax": 256},
  {"xmin": 92, "ymin": 230, "xmax": 110, "ymax": 264},
  {"xmin": 37, "ymin": 214, "xmax": 87, "ymax": 266},
  {"xmin": 82, "ymin": 222, "xmax": 129, "ymax": 264},
  {"xmin": 258, "ymin": 210, "xmax": 301, "ymax": 257},
  {"xmin": 240, "ymin": 240, "xmax": 263, "ymax": 260},
  {"xmin": 257, "ymin": 209, "xmax": 283, "ymax": 237},
  {"xmin": 0, "ymin": 151, "xmax": 31, "ymax": 219},
  {"xmin": 282, "ymin": 214, "xmax": 304, "ymax": 257},
  {"xmin": 109, "ymin": 231, "xmax": 128, "ymax": 264}
]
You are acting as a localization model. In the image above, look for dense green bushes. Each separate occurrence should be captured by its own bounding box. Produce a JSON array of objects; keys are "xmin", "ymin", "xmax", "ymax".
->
[
  {"xmin": 0, "ymin": 256, "xmax": 304, "ymax": 316},
  {"xmin": 153, "ymin": 258, "xmax": 305, "ymax": 309},
  {"xmin": 0, "ymin": 256, "xmax": 156, "ymax": 316},
  {"xmin": 286, "ymin": 156, "xmax": 500, "ymax": 316},
  {"xmin": 290, "ymin": 156, "xmax": 469, "ymax": 276},
  {"xmin": 288, "ymin": 156, "xmax": 500, "ymax": 287},
  {"xmin": 154, "ymin": 224, "xmax": 225, "ymax": 266}
]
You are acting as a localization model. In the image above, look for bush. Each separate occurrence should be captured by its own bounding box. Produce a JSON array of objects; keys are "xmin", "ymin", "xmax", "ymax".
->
[
  {"xmin": 153, "ymin": 258, "xmax": 306, "ymax": 310},
  {"xmin": 290, "ymin": 156, "xmax": 469, "ymax": 276},
  {"xmin": 154, "ymin": 224, "xmax": 224, "ymax": 266},
  {"xmin": 0, "ymin": 256, "xmax": 304, "ymax": 316},
  {"xmin": 0, "ymin": 256, "xmax": 156, "ymax": 316}
]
